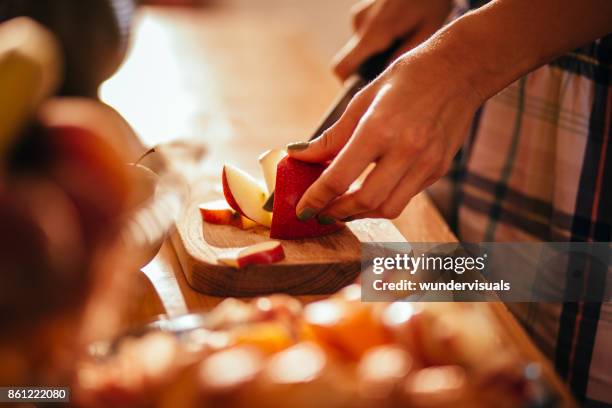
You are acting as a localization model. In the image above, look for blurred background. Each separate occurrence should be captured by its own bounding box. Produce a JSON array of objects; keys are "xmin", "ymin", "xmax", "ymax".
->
[{"xmin": 102, "ymin": 0, "xmax": 354, "ymax": 148}]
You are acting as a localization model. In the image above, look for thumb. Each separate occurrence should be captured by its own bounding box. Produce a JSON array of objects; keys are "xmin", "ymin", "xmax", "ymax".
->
[{"xmin": 286, "ymin": 89, "xmax": 373, "ymax": 162}]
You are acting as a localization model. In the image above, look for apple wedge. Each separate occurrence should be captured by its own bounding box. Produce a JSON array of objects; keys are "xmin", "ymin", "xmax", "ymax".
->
[
  {"xmin": 222, "ymin": 164, "xmax": 272, "ymax": 227},
  {"xmin": 199, "ymin": 199, "xmax": 258, "ymax": 230},
  {"xmin": 258, "ymin": 148, "xmax": 287, "ymax": 212},
  {"xmin": 258, "ymin": 148, "xmax": 287, "ymax": 193},
  {"xmin": 217, "ymin": 241, "xmax": 285, "ymax": 268}
]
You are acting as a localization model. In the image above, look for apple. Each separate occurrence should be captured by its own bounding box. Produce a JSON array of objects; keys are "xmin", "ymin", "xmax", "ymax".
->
[
  {"xmin": 125, "ymin": 163, "xmax": 159, "ymax": 209},
  {"xmin": 258, "ymin": 148, "xmax": 287, "ymax": 194},
  {"xmin": 217, "ymin": 241, "xmax": 285, "ymax": 268},
  {"xmin": 258, "ymin": 148, "xmax": 286, "ymax": 211},
  {"xmin": 199, "ymin": 199, "xmax": 258, "ymax": 230},
  {"xmin": 222, "ymin": 164, "xmax": 272, "ymax": 227},
  {"xmin": 0, "ymin": 17, "xmax": 61, "ymax": 161},
  {"xmin": 43, "ymin": 124, "xmax": 130, "ymax": 245},
  {"xmin": 38, "ymin": 97, "xmax": 144, "ymax": 162},
  {"xmin": 270, "ymin": 157, "xmax": 343, "ymax": 239}
]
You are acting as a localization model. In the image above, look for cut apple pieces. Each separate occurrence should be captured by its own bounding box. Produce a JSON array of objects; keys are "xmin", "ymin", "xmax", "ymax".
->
[
  {"xmin": 270, "ymin": 157, "xmax": 344, "ymax": 239},
  {"xmin": 217, "ymin": 241, "xmax": 285, "ymax": 268},
  {"xmin": 222, "ymin": 164, "xmax": 272, "ymax": 227},
  {"xmin": 259, "ymin": 148, "xmax": 287, "ymax": 212},
  {"xmin": 199, "ymin": 199, "xmax": 258, "ymax": 230},
  {"xmin": 258, "ymin": 148, "xmax": 287, "ymax": 193}
]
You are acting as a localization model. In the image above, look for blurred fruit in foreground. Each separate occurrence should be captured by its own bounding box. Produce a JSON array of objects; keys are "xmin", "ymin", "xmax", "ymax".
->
[
  {"xmin": 402, "ymin": 365, "xmax": 472, "ymax": 408},
  {"xmin": 7, "ymin": 99, "xmax": 132, "ymax": 247},
  {"xmin": 249, "ymin": 342, "xmax": 352, "ymax": 408},
  {"xmin": 0, "ymin": 0, "xmax": 135, "ymax": 96},
  {"xmin": 74, "ymin": 290, "xmax": 539, "ymax": 408},
  {"xmin": 37, "ymin": 97, "xmax": 144, "ymax": 161},
  {"xmin": 0, "ymin": 17, "xmax": 61, "ymax": 165},
  {"xmin": 0, "ymin": 180, "xmax": 84, "ymax": 331},
  {"xmin": 45, "ymin": 124, "xmax": 130, "ymax": 244},
  {"xmin": 304, "ymin": 297, "xmax": 390, "ymax": 360},
  {"xmin": 76, "ymin": 332, "xmax": 199, "ymax": 408},
  {"xmin": 125, "ymin": 163, "xmax": 159, "ymax": 209},
  {"xmin": 356, "ymin": 345, "xmax": 414, "ymax": 408},
  {"xmin": 0, "ymin": 96, "xmax": 135, "ymax": 387},
  {"xmin": 197, "ymin": 346, "xmax": 264, "ymax": 408},
  {"xmin": 0, "ymin": 179, "xmax": 89, "ymax": 387}
]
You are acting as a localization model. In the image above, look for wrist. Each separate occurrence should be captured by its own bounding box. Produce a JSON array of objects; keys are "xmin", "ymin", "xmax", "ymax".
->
[{"xmin": 421, "ymin": 7, "xmax": 540, "ymax": 105}]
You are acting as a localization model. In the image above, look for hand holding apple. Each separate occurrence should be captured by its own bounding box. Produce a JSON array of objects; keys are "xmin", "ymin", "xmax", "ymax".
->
[
  {"xmin": 286, "ymin": 47, "xmax": 481, "ymax": 222},
  {"xmin": 270, "ymin": 157, "xmax": 344, "ymax": 239},
  {"xmin": 218, "ymin": 151, "xmax": 344, "ymax": 240}
]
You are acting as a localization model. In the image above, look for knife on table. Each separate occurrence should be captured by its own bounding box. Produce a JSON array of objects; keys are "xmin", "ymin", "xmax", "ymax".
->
[{"xmin": 263, "ymin": 38, "xmax": 405, "ymax": 211}]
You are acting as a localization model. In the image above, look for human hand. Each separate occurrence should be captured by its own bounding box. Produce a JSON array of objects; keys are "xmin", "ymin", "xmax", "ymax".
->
[
  {"xmin": 333, "ymin": 0, "xmax": 453, "ymax": 80},
  {"xmin": 287, "ymin": 50, "xmax": 482, "ymax": 222}
]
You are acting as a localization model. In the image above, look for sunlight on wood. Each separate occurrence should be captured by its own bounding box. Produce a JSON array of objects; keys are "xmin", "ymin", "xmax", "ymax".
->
[{"xmin": 100, "ymin": 9, "xmax": 218, "ymax": 147}]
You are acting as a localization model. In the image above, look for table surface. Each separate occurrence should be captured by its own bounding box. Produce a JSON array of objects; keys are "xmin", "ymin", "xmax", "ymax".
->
[{"xmin": 101, "ymin": 6, "xmax": 575, "ymax": 406}]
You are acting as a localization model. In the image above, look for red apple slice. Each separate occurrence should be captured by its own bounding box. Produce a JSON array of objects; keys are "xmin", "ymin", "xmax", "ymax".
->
[
  {"xmin": 222, "ymin": 164, "xmax": 272, "ymax": 227},
  {"xmin": 217, "ymin": 241, "xmax": 285, "ymax": 268},
  {"xmin": 270, "ymin": 157, "xmax": 343, "ymax": 239},
  {"xmin": 199, "ymin": 199, "xmax": 258, "ymax": 230}
]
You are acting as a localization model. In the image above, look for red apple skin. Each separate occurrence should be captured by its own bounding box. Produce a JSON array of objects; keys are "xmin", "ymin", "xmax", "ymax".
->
[
  {"xmin": 200, "ymin": 200, "xmax": 258, "ymax": 230},
  {"xmin": 270, "ymin": 157, "xmax": 343, "ymax": 239},
  {"xmin": 44, "ymin": 124, "xmax": 130, "ymax": 247},
  {"xmin": 221, "ymin": 167, "xmax": 244, "ymax": 215},
  {"xmin": 200, "ymin": 203, "xmax": 240, "ymax": 225},
  {"xmin": 237, "ymin": 244, "xmax": 285, "ymax": 267}
]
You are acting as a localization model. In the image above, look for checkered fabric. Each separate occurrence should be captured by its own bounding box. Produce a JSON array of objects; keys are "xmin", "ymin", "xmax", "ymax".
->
[{"xmin": 429, "ymin": 1, "xmax": 611, "ymax": 405}]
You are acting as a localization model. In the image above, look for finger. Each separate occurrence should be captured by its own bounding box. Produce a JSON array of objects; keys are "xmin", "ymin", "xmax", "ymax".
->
[
  {"xmin": 295, "ymin": 108, "xmax": 383, "ymax": 218},
  {"xmin": 354, "ymin": 155, "xmax": 437, "ymax": 220},
  {"xmin": 333, "ymin": 32, "xmax": 395, "ymax": 81},
  {"xmin": 287, "ymin": 87, "xmax": 375, "ymax": 163},
  {"xmin": 351, "ymin": 0, "xmax": 376, "ymax": 31},
  {"xmin": 332, "ymin": 11, "xmax": 396, "ymax": 82},
  {"xmin": 319, "ymin": 149, "xmax": 414, "ymax": 220}
]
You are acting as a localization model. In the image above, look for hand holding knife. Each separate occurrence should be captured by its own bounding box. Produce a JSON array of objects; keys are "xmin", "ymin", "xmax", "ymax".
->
[{"xmin": 263, "ymin": 39, "xmax": 405, "ymax": 211}]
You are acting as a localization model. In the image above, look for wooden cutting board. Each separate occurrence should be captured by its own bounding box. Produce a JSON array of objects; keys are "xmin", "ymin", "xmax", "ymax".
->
[{"xmin": 171, "ymin": 179, "xmax": 406, "ymax": 297}]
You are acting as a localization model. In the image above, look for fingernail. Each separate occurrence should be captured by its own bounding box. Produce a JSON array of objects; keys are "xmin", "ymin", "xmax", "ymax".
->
[
  {"xmin": 287, "ymin": 141, "xmax": 310, "ymax": 151},
  {"xmin": 317, "ymin": 214, "xmax": 336, "ymax": 225},
  {"xmin": 341, "ymin": 216, "xmax": 354, "ymax": 222},
  {"xmin": 297, "ymin": 208, "xmax": 316, "ymax": 221}
]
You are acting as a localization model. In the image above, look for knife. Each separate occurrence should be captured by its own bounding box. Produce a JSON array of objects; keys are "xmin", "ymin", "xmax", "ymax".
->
[{"xmin": 263, "ymin": 38, "xmax": 405, "ymax": 211}]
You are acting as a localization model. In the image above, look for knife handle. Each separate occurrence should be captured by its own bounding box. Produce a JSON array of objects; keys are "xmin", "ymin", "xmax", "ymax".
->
[
  {"xmin": 309, "ymin": 38, "xmax": 405, "ymax": 141},
  {"xmin": 357, "ymin": 37, "xmax": 405, "ymax": 81}
]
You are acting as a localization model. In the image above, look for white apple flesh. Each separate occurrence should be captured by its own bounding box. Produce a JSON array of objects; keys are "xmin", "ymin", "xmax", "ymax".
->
[
  {"xmin": 217, "ymin": 241, "xmax": 285, "ymax": 268},
  {"xmin": 222, "ymin": 164, "xmax": 272, "ymax": 227},
  {"xmin": 258, "ymin": 148, "xmax": 287, "ymax": 193}
]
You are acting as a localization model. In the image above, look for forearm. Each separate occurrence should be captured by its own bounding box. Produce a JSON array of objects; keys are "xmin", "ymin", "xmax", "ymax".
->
[{"xmin": 422, "ymin": 0, "xmax": 612, "ymax": 102}]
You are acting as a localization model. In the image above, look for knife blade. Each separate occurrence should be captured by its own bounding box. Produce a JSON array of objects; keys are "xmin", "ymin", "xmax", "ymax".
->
[{"xmin": 263, "ymin": 38, "xmax": 405, "ymax": 211}]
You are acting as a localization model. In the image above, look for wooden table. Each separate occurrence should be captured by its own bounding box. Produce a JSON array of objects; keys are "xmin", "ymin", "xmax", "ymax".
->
[{"xmin": 101, "ymin": 6, "xmax": 575, "ymax": 406}]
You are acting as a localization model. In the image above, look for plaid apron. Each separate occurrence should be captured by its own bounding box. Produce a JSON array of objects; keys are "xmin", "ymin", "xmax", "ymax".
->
[{"xmin": 429, "ymin": 1, "xmax": 612, "ymax": 405}]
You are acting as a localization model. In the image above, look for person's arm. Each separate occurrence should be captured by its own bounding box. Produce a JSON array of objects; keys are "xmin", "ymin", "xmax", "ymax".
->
[
  {"xmin": 288, "ymin": 0, "xmax": 612, "ymax": 222},
  {"xmin": 446, "ymin": 0, "xmax": 612, "ymax": 102}
]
